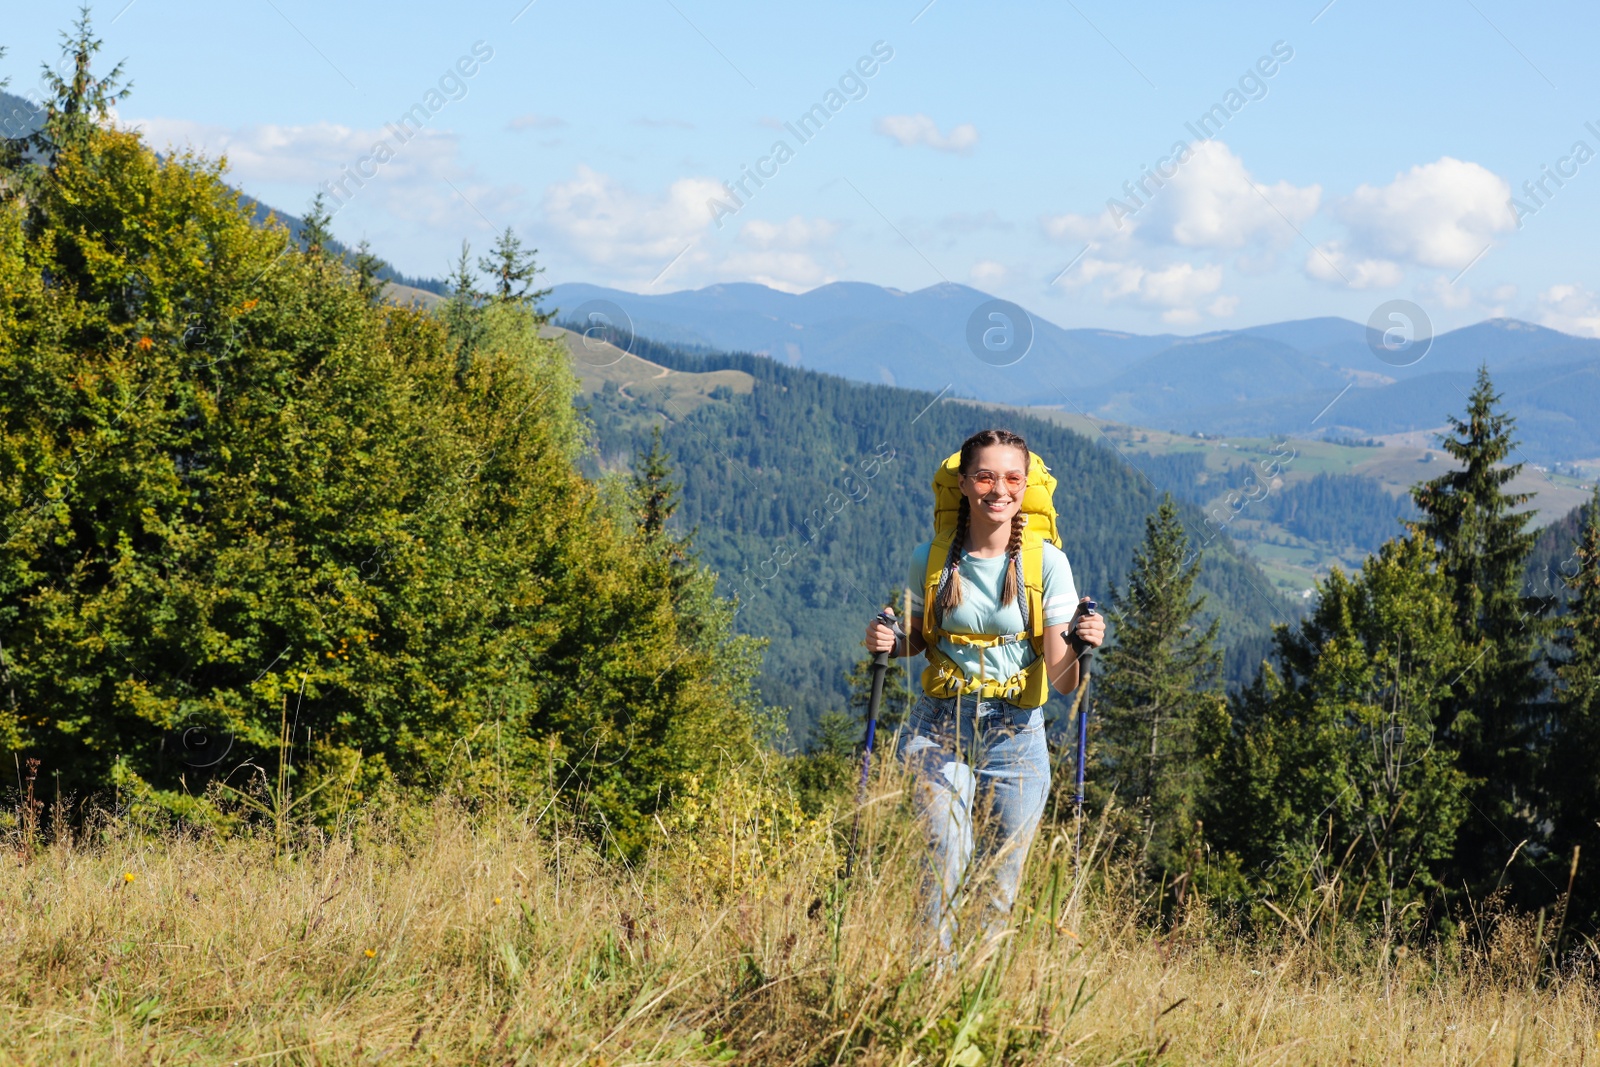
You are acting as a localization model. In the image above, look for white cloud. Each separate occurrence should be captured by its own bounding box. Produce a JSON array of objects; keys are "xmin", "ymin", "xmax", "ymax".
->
[
  {"xmin": 1044, "ymin": 142, "xmax": 1316, "ymax": 252},
  {"xmin": 1138, "ymin": 261, "xmax": 1225, "ymax": 306},
  {"xmin": 1041, "ymin": 209, "xmax": 1130, "ymax": 244},
  {"xmin": 1068, "ymin": 257, "xmax": 1225, "ymax": 319},
  {"xmin": 130, "ymin": 116, "xmax": 461, "ymax": 187},
  {"xmin": 726, "ymin": 216, "xmax": 839, "ymax": 289},
  {"xmin": 539, "ymin": 169, "xmax": 843, "ymax": 291},
  {"xmin": 1335, "ymin": 157, "xmax": 1515, "ymax": 269},
  {"xmin": 738, "ymin": 216, "xmax": 838, "ymax": 250},
  {"xmin": 1303, "ymin": 241, "xmax": 1405, "ymax": 289},
  {"xmin": 1141, "ymin": 140, "xmax": 1321, "ymax": 250},
  {"xmin": 1415, "ymin": 274, "xmax": 1477, "ymax": 311},
  {"xmin": 873, "ymin": 114, "xmax": 979, "ymax": 155},
  {"xmin": 970, "ymin": 260, "xmax": 1008, "ymax": 287},
  {"xmin": 541, "ymin": 165, "xmax": 724, "ymax": 271},
  {"xmin": 1536, "ymin": 284, "xmax": 1600, "ymax": 337}
]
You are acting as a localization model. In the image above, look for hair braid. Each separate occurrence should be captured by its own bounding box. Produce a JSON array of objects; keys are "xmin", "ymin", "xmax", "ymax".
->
[
  {"xmin": 1001, "ymin": 511, "xmax": 1026, "ymax": 607},
  {"xmin": 935, "ymin": 496, "xmax": 970, "ymax": 622}
]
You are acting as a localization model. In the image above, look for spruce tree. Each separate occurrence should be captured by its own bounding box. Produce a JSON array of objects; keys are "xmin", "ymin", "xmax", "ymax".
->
[
  {"xmin": 26, "ymin": 6, "xmax": 130, "ymax": 171},
  {"xmin": 477, "ymin": 226, "xmax": 552, "ymax": 316},
  {"xmin": 299, "ymin": 193, "xmax": 334, "ymax": 259},
  {"xmin": 443, "ymin": 240, "xmax": 482, "ymax": 375},
  {"xmin": 632, "ymin": 426, "xmax": 681, "ymax": 540},
  {"xmin": 353, "ymin": 239, "xmax": 386, "ymax": 304},
  {"xmin": 792, "ymin": 708, "xmax": 859, "ymax": 810},
  {"xmin": 1550, "ymin": 491, "xmax": 1600, "ymax": 924},
  {"xmin": 1095, "ymin": 494, "xmax": 1226, "ymax": 878},
  {"xmin": 1203, "ymin": 537, "xmax": 1470, "ymax": 931},
  {"xmin": 1410, "ymin": 366, "xmax": 1548, "ymax": 892}
]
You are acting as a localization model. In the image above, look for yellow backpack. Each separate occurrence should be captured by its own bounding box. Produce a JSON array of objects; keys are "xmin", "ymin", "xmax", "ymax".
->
[{"xmin": 920, "ymin": 450, "xmax": 1062, "ymax": 708}]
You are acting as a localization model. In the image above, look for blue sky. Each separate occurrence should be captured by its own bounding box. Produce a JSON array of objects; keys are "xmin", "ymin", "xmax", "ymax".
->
[{"xmin": 6, "ymin": 0, "xmax": 1600, "ymax": 336}]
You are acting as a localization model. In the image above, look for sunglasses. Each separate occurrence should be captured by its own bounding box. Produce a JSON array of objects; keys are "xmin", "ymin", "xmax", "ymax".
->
[{"xmin": 964, "ymin": 469, "xmax": 1026, "ymax": 494}]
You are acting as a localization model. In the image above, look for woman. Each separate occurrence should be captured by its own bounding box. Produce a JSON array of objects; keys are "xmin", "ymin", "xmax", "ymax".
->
[{"xmin": 865, "ymin": 428, "xmax": 1104, "ymax": 954}]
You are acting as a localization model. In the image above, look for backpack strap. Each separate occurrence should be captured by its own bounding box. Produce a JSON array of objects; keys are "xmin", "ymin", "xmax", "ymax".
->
[
  {"xmin": 1022, "ymin": 541, "xmax": 1046, "ymax": 647},
  {"xmin": 919, "ymin": 537, "xmax": 1054, "ymax": 707}
]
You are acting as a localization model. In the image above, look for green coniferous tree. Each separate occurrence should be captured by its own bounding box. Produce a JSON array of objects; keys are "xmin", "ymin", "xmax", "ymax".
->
[
  {"xmin": 24, "ymin": 5, "xmax": 130, "ymax": 172},
  {"xmin": 443, "ymin": 239, "xmax": 482, "ymax": 375},
  {"xmin": 792, "ymin": 708, "xmax": 859, "ymax": 811},
  {"xmin": 0, "ymin": 81, "xmax": 769, "ymax": 852},
  {"xmin": 477, "ymin": 226, "xmax": 551, "ymax": 316},
  {"xmin": 1410, "ymin": 366, "xmax": 1549, "ymax": 893},
  {"xmin": 1550, "ymin": 491, "xmax": 1600, "ymax": 924},
  {"xmin": 1203, "ymin": 537, "xmax": 1470, "ymax": 932},
  {"xmin": 632, "ymin": 426, "xmax": 681, "ymax": 541},
  {"xmin": 353, "ymin": 239, "xmax": 386, "ymax": 304},
  {"xmin": 1094, "ymin": 494, "xmax": 1226, "ymax": 878},
  {"xmin": 299, "ymin": 194, "xmax": 333, "ymax": 256}
]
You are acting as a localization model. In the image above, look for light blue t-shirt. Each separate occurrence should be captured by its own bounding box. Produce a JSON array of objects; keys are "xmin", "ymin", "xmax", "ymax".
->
[{"xmin": 906, "ymin": 540, "xmax": 1080, "ymax": 686}]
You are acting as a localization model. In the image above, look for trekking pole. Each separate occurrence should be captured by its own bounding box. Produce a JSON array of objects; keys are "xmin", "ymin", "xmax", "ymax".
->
[
  {"xmin": 845, "ymin": 610, "xmax": 896, "ymax": 880},
  {"xmin": 1069, "ymin": 599, "xmax": 1098, "ymax": 875}
]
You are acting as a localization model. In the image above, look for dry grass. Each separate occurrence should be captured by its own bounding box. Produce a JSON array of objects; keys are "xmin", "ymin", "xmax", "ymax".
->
[{"xmin": 2, "ymin": 759, "xmax": 1597, "ymax": 1065}]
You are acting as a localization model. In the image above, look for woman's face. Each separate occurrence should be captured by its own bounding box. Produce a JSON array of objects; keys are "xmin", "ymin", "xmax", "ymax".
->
[{"xmin": 960, "ymin": 444, "xmax": 1029, "ymax": 524}]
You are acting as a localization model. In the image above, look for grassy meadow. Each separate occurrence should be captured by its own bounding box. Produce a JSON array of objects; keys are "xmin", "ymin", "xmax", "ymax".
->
[{"xmin": 3, "ymin": 754, "xmax": 1596, "ymax": 1066}]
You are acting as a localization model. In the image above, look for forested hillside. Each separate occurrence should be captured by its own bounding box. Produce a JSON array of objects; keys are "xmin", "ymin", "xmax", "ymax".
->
[
  {"xmin": 575, "ymin": 332, "xmax": 1291, "ymax": 742},
  {"xmin": 1530, "ymin": 493, "xmax": 1600, "ymax": 605},
  {"xmin": 1258, "ymin": 471, "xmax": 1418, "ymax": 555}
]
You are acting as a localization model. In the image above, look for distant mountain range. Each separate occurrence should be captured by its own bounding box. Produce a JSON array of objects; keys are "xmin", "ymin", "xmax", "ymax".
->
[{"xmin": 543, "ymin": 282, "xmax": 1600, "ymax": 463}]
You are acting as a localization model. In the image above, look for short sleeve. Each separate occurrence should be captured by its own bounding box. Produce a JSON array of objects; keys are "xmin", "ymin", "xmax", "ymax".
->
[
  {"xmin": 1040, "ymin": 543, "xmax": 1080, "ymax": 627},
  {"xmin": 906, "ymin": 542, "xmax": 932, "ymax": 619}
]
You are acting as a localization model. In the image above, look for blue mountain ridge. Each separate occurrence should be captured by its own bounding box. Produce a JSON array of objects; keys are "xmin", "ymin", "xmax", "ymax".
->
[{"xmin": 544, "ymin": 282, "xmax": 1600, "ymax": 462}]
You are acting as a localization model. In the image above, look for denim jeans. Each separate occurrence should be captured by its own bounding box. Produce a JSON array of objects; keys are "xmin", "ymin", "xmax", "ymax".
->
[{"xmin": 897, "ymin": 691, "xmax": 1051, "ymax": 955}]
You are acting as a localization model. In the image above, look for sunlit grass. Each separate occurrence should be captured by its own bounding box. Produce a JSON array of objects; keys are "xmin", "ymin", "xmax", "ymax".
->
[{"xmin": 2, "ymin": 757, "xmax": 1596, "ymax": 1065}]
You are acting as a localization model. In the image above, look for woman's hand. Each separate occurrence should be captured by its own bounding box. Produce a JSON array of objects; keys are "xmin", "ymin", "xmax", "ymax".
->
[
  {"xmin": 1072, "ymin": 598, "xmax": 1105, "ymax": 651},
  {"xmin": 865, "ymin": 606, "xmax": 900, "ymax": 654}
]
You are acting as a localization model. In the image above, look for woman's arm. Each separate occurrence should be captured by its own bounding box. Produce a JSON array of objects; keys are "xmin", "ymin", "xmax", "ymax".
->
[
  {"xmin": 1043, "ymin": 599, "xmax": 1105, "ymax": 696},
  {"xmin": 1043, "ymin": 620, "xmax": 1081, "ymax": 695}
]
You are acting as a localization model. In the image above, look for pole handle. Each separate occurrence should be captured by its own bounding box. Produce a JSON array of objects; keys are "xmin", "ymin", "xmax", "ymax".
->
[{"xmin": 846, "ymin": 617, "xmax": 894, "ymax": 881}]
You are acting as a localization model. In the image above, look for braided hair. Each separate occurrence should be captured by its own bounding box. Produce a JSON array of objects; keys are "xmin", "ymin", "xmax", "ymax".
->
[{"xmin": 934, "ymin": 429, "xmax": 1030, "ymax": 624}]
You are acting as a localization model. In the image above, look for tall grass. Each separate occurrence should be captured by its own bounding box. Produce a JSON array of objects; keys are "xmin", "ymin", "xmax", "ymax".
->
[{"xmin": 2, "ymin": 751, "xmax": 1597, "ymax": 1065}]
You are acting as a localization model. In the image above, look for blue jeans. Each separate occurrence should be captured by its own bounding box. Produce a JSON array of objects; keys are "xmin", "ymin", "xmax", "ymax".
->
[{"xmin": 897, "ymin": 692, "xmax": 1051, "ymax": 954}]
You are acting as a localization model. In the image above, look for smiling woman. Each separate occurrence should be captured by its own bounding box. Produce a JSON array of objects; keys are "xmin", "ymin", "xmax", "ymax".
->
[{"xmin": 864, "ymin": 427, "xmax": 1103, "ymax": 957}]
